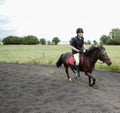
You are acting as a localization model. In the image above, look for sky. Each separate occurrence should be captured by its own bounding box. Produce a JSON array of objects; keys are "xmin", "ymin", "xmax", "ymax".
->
[{"xmin": 0, "ymin": 0, "xmax": 120, "ymax": 44}]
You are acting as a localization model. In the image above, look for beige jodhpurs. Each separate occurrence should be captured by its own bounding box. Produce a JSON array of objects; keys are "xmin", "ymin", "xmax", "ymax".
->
[{"xmin": 73, "ymin": 53, "xmax": 80, "ymax": 65}]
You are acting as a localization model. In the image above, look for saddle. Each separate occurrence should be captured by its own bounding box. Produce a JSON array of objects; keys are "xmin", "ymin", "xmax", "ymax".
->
[{"xmin": 68, "ymin": 53, "xmax": 84, "ymax": 65}]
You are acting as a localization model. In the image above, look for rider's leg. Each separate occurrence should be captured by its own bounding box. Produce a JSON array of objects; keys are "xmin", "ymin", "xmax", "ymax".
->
[
  {"xmin": 75, "ymin": 65, "xmax": 80, "ymax": 77},
  {"xmin": 74, "ymin": 53, "xmax": 80, "ymax": 77}
]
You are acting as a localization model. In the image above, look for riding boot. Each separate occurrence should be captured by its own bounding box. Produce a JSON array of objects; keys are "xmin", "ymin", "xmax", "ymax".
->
[{"xmin": 75, "ymin": 65, "xmax": 80, "ymax": 77}]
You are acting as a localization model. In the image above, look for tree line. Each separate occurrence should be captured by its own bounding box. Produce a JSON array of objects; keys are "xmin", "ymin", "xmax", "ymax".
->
[
  {"xmin": 1, "ymin": 28, "xmax": 120, "ymax": 45},
  {"xmin": 100, "ymin": 28, "xmax": 120, "ymax": 45},
  {"xmin": 83, "ymin": 28, "xmax": 120, "ymax": 45},
  {"xmin": 2, "ymin": 35, "xmax": 60, "ymax": 45}
]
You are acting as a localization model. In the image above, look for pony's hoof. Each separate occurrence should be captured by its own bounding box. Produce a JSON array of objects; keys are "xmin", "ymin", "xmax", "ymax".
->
[
  {"xmin": 74, "ymin": 77, "xmax": 78, "ymax": 80},
  {"xmin": 74, "ymin": 76, "xmax": 80, "ymax": 80},
  {"xmin": 68, "ymin": 78, "xmax": 75, "ymax": 83},
  {"xmin": 69, "ymin": 78, "xmax": 72, "ymax": 81},
  {"xmin": 93, "ymin": 85, "xmax": 99, "ymax": 89},
  {"xmin": 89, "ymin": 84, "xmax": 93, "ymax": 87}
]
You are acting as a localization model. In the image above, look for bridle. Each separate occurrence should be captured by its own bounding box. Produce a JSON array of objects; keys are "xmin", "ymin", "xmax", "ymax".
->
[{"xmin": 97, "ymin": 48, "xmax": 109, "ymax": 64}]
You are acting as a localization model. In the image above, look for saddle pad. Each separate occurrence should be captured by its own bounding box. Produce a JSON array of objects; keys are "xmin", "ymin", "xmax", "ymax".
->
[
  {"xmin": 68, "ymin": 56, "xmax": 75, "ymax": 65},
  {"xmin": 68, "ymin": 54, "xmax": 84, "ymax": 65}
]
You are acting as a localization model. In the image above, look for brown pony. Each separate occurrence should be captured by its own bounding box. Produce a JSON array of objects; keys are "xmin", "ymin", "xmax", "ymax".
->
[{"xmin": 56, "ymin": 45, "xmax": 112, "ymax": 87}]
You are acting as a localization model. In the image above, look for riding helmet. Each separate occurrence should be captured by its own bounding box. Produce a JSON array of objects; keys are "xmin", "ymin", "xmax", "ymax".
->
[{"xmin": 76, "ymin": 28, "xmax": 84, "ymax": 34}]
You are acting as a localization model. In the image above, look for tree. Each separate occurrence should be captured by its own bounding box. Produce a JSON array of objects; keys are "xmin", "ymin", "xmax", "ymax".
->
[
  {"xmin": 40, "ymin": 38, "xmax": 46, "ymax": 45},
  {"xmin": 100, "ymin": 35, "xmax": 110, "ymax": 45},
  {"xmin": 107, "ymin": 38, "xmax": 120, "ymax": 45},
  {"xmin": 108, "ymin": 28, "xmax": 120, "ymax": 45},
  {"xmin": 47, "ymin": 40, "xmax": 52, "ymax": 45},
  {"xmin": 109, "ymin": 28, "xmax": 120, "ymax": 39},
  {"xmin": 93, "ymin": 40, "xmax": 98, "ymax": 45},
  {"xmin": 100, "ymin": 28, "xmax": 120, "ymax": 45},
  {"xmin": 85, "ymin": 40, "xmax": 91, "ymax": 45},
  {"xmin": 2, "ymin": 36, "xmax": 22, "ymax": 45},
  {"xmin": 22, "ymin": 35, "xmax": 39, "ymax": 45},
  {"xmin": 52, "ymin": 37, "xmax": 60, "ymax": 45}
]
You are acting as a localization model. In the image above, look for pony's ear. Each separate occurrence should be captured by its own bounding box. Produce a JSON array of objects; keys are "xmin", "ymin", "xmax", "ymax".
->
[
  {"xmin": 99, "ymin": 45, "xmax": 105, "ymax": 50},
  {"xmin": 99, "ymin": 44, "xmax": 104, "ymax": 48}
]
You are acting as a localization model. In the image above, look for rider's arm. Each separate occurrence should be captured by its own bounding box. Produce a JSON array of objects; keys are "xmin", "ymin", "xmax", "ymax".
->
[{"xmin": 71, "ymin": 46, "xmax": 79, "ymax": 53}]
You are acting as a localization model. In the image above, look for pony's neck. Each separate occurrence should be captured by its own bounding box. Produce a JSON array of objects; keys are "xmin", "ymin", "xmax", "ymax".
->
[{"xmin": 88, "ymin": 51, "xmax": 99, "ymax": 65}]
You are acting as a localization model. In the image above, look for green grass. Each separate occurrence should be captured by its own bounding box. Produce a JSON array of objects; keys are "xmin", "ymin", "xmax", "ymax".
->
[
  {"xmin": 0, "ymin": 45, "xmax": 120, "ymax": 73},
  {"xmin": 0, "ymin": 45, "xmax": 70, "ymax": 64}
]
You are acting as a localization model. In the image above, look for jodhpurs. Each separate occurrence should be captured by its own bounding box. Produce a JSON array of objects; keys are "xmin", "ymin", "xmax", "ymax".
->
[{"xmin": 73, "ymin": 53, "xmax": 80, "ymax": 65}]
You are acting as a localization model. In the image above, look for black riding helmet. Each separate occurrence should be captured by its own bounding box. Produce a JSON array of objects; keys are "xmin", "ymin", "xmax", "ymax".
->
[{"xmin": 76, "ymin": 28, "xmax": 84, "ymax": 34}]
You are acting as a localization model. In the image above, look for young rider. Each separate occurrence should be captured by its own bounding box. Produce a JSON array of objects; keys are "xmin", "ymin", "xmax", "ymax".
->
[{"xmin": 71, "ymin": 28, "xmax": 86, "ymax": 78}]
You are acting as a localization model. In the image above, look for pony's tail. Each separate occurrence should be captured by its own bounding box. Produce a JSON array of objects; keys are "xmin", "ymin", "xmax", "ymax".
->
[{"xmin": 56, "ymin": 54, "xmax": 64, "ymax": 68}]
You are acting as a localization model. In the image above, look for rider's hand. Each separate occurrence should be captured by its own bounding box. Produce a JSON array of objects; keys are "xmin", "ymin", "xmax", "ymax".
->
[
  {"xmin": 77, "ymin": 50, "xmax": 80, "ymax": 53},
  {"xmin": 83, "ymin": 49, "xmax": 86, "ymax": 53}
]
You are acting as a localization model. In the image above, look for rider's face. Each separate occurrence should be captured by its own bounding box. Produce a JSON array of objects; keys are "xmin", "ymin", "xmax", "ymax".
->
[{"xmin": 77, "ymin": 32, "xmax": 83, "ymax": 38}]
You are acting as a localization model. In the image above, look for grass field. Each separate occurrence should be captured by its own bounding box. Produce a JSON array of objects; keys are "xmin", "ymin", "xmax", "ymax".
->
[{"xmin": 0, "ymin": 45, "xmax": 120, "ymax": 73}]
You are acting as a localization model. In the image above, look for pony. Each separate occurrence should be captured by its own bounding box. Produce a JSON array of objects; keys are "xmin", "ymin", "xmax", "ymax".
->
[{"xmin": 56, "ymin": 45, "xmax": 112, "ymax": 87}]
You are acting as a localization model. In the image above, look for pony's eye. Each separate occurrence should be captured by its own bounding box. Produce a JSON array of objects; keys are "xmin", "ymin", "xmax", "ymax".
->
[{"xmin": 101, "ymin": 54, "xmax": 105, "ymax": 57}]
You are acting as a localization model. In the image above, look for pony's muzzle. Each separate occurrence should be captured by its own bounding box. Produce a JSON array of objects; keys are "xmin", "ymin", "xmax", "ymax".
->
[
  {"xmin": 106, "ymin": 58, "xmax": 112, "ymax": 66},
  {"xmin": 108, "ymin": 62, "xmax": 112, "ymax": 66}
]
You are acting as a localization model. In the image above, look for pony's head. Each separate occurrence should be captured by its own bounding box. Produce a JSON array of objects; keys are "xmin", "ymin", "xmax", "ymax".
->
[
  {"xmin": 97, "ymin": 45, "xmax": 112, "ymax": 66},
  {"xmin": 85, "ymin": 45, "xmax": 112, "ymax": 66}
]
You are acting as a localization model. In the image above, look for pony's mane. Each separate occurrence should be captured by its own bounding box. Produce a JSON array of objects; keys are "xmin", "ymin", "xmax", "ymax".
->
[{"xmin": 84, "ymin": 45, "xmax": 102, "ymax": 56}]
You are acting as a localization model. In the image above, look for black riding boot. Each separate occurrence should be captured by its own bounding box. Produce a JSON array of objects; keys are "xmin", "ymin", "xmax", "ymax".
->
[{"xmin": 75, "ymin": 65, "xmax": 80, "ymax": 77}]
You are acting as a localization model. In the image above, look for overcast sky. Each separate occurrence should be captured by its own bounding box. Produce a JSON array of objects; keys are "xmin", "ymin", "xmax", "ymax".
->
[{"xmin": 0, "ymin": 0, "xmax": 120, "ymax": 43}]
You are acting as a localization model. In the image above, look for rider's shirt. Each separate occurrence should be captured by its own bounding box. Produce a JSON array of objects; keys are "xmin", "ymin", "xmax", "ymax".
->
[{"xmin": 71, "ymin": 36, "xmax": 84, "ymax": 54}]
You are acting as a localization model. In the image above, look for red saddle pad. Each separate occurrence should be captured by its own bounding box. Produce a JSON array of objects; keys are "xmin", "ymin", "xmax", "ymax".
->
[
  {"xmin": 68, "ymin": 56, "xmax": 75, "ymax": 65},
  {"xmin": 68, "ymin": 54, "xmax": 84, "ymax": 65}
]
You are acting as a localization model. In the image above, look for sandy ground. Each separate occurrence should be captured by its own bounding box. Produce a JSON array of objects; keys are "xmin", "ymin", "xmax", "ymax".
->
[{"xmin": 0, "ymin": 63, "xmax": 120, "ymax": 113}]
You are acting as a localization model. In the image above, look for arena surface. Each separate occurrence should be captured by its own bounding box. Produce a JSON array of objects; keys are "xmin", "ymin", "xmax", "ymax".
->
[{"xmin": 0, "ymin": 63, "xmax": 120, "ymax": 113}]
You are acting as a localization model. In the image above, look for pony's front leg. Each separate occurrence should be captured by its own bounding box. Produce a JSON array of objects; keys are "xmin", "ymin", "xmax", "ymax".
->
[
  {"xmin": 89, "ymin": 76, "xmax": 92, "ymax": 86},
  {"xmin": 86, "ymin": 72, "xmax": 96, "ymax": 87}
]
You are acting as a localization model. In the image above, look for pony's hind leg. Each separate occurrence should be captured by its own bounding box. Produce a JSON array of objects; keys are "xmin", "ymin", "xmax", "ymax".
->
[
  {"xmin": 70, "ymin": 67, "xmax": 75, "ymax": 74},
  {"xmin": 64, "ymin": 65, "xmax": 72, "ymax": 81},
  {"xmin": 70, "ymin": 67, "xmax": 78, "ymax": 80},
  {"xmin": 89, "ymin": 76, "xmax": 92, "ymax": 86}
]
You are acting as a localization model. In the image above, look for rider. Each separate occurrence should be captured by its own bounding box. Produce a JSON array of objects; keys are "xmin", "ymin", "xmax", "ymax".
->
[{"xmin": 71, "ymin": 28, "xmax": 86, "ymax": 78}]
